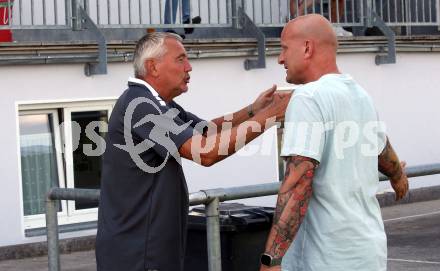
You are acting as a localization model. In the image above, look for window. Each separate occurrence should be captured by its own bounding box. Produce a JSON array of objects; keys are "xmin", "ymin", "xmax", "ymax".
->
[
  {"xmin": 18, "ymin": 101, "xmax": 114, "ymax": 229},
  {"xmin": 64, "ymin": 106, "xmax": 111, "ymax": 220},
  {"xmin": 19, "ymin": 110, "xmax": 66, "ymax": 227}
]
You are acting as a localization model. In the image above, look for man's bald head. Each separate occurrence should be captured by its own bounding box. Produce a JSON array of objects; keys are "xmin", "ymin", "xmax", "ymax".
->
[
  {"xmin": 282, "ymin": 14, "xmax": 338, "ymax": 53},
  {"xmin": 278, "ymin": 14, "xmax": 340, "ymax": 85}
]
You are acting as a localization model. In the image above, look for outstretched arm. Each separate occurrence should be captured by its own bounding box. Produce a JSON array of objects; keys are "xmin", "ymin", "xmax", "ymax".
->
[
  {"xmin": 260, "ymin": 156, "xmax": 318, "ymax": 271},
  {"xmin": 179, "ymin": 93, "xmax": 290, "ymax": 166},
  {"xmin": 209, "ymin": 85, "xmax": 291, "ymax": 132},
  {"xmin": 378, "ymin": 137, "xmax": 408, "ymax": 200}
]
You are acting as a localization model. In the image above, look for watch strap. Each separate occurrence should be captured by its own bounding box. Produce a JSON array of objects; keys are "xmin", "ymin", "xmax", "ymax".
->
[
  {"xmin": 271, "ymin": 257, "xmax": 282, "ymax": 266},
  {"xmin": 261, "ymin": 253, "xmax": 282, "ymax": 267},
  {"xmin": 247, "ymin": 103, "xmax": 254, "ymax": 118}
]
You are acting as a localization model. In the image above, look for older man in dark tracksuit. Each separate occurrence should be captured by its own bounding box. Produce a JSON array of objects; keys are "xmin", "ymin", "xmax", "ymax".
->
[{"xmin": 96, "ymin": 32, "xmax": 290, "ymax": 271}]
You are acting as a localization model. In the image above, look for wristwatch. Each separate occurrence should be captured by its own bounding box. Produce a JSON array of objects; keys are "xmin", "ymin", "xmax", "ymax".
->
[
  {"xmin": 260, "ymin": 253, "xmax": 282, "ymax": 267},
  {"xmin": 247, "ymin": 103, "xmax": 254, "ymax": 118}
]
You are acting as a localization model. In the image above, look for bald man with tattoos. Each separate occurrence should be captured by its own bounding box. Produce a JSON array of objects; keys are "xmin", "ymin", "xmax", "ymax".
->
[{"xmin": 259, "ymin": 14, "xmax": 408, "ymax": 271}]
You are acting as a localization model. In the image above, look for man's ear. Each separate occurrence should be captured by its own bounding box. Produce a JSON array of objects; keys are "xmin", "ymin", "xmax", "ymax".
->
[
  {"xmin": 145, "ymin": 59, "xmax": 159, "ymax": 77},
  {"xmin": 304, "ymin": 40, "xmax": 314, "ymax": 60}
]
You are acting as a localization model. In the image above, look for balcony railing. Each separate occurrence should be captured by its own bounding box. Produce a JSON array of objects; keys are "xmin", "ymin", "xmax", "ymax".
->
[
  {"xmin": 1, "ymin": 0, "xmax": 439, "ymax": 30},
  {"xmin": 1, "ymin": 1, "xmax": 439, "ymax": 73}
]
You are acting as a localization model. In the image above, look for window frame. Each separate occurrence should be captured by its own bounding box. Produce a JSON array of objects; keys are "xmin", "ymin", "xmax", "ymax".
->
[
  {"xmin": 63, "ymin": 105, "xmax": 113, "ymax": 222},
  {"xmin": 18, "ymin": 99, "xmax": 116, "ymax": 229},
  {"xmin": 18, "ymin": 109, "xmax": 68, "ymax": 229}
]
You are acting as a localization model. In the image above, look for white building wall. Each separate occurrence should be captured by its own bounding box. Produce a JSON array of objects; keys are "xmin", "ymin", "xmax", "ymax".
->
[{"xmin": 0, "ymin": 51, "xmax": 439, "ymax": 246}]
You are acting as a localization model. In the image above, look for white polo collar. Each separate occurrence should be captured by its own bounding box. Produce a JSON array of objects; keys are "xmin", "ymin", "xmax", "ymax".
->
[{"xmin": 128, "ymin": 77, "xmax": 167, "ymax": 106}]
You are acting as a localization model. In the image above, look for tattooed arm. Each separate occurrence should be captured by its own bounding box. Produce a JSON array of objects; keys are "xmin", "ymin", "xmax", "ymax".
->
[
  {"xmin": 260, "ymin": 155, "xmax": 318, "ymax": 271},
  {"xmin": 378, "ymin": 137, "xmax": 408, "ymax": 201}
]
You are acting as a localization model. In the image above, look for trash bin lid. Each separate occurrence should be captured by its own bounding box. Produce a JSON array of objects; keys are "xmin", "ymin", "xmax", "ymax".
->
[{"xmin": 188, "ymin": 203, "xmax": 274, "ymax": 232}]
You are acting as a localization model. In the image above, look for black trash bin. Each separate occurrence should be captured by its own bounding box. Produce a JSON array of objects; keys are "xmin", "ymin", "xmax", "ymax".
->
[{"xmin": 184, "ymin": 203, "xmax": 274, "ymax": 271}]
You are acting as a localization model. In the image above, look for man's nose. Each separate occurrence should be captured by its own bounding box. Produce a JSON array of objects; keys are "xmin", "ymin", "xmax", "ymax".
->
[
  {"xmin": 278, "ymin": 54, "xmax": 284, "ymax": 65},
  {"xmin": 185, "ymin": 60, "xmax": 192, "ymax": 72}
]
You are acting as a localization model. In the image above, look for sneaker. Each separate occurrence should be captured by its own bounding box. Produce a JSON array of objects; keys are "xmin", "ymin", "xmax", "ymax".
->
[
  {"xmin": 184, "ymin": 16, "xmax": 201, "ymax": 34},
  {"xmin": 333, "ymin": 26, "xmax": 353, "ymax": 37}
]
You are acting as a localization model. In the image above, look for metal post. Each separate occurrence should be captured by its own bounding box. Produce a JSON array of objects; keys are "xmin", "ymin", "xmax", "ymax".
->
[
  {"xmin": 80, "ymin": 6, "xmax": 108, "ymax": 76},
  {"xmin": 405, "ymin": 0, "xmax": 411, "ymax": 35},
  {"xmin": 71, "ymin": 0, "xmax": 82, "ymax": 30},
  {"xmin": 365, "ymin": 0, "xmax": 373, "ymax": 27},
  {"xmin": 238, "ymin": 7, "xmax": 266, "ymax": 70},
  {"xmin": 437, "ymin": 0, "xmax": 440, "ymax": 31},
  {"xmin": 84, "ymin": 0, "xmax": 89, "ymax": 15},
  {"xmin": 46, "ymin": 198, "xmax": 60, "ymax": 271},
  {"xmin": 205, "ymin": 197, "xmax": 222, "ymax": 271},
  {"xmin": 371, "ymin": 10, "xmax": 396, "ymax": 65},
  {"xmin": 231, "ymin": 0, "xmax": 243, "ymax": 28},
  {"xmin": 226, "ymin": 0, "xmax": 231, "ymax": 24}
]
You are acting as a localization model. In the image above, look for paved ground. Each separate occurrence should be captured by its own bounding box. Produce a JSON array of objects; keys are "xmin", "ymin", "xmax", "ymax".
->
[
  {"xmin": 0, "ymin": 199, "xmax": 439, "ymax": 271},
  {"xmin": 383, "ymin": 199, "xmax": 440, "ymax": 271}
]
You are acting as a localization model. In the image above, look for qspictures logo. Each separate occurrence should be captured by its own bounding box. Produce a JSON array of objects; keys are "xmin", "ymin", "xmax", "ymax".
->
[
  {"xmin": 57, "ymin": 97, "xmax": 386, "ymax": 174},
  {"xmin": 114, "ymin": 97, "xmax": 192, "ymax": 173}
]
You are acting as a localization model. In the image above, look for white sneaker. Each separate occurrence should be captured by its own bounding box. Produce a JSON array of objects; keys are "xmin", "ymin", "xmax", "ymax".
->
[{"xmin": 333, "ymin": 26, "xmax": 353, "ymax": 37}]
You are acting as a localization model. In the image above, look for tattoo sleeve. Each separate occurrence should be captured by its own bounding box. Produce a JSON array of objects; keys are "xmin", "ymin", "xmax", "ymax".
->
[
  {"xmin": 264, "ymin": 155, "xmax": 318, "ymax": 260},
  {"xmin": 378, "ymin": 137, "xmax": 402, "ymax": 182}
]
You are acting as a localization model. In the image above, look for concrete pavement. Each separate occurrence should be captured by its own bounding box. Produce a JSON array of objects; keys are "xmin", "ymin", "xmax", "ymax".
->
[{"xmin": 383, "ymin": 199, "xmax": 440, "ymax": 271}]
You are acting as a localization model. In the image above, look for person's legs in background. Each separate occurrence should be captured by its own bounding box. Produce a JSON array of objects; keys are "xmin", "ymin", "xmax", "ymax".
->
[
  {"xmin": 330, "ymin": 0, "xmax": 353, "ymax": 36},
  {"xmin": 181, "ymin": 0, "xmax": 201, "ymax": 34},
  {"xmin": 289, "ymin": 0, "xmax": 352, "ymax": 36},
  {"xmin": 164, "ymin": 0, "xmax": 200, "ymax": 35},
  {"xmin": 164, "ymin": 0, "xmax": 191, "ymax": 24},
  {"xmin": 181, "ymin": 0, "xmax": 190, "ymax": 23},
  {"xmin": 330, "ymin": 0, "xmax": 345, "ymax": 22},
  {"xmin": 290, "ymin": 0, "xmax": 345, "ymax": 20},
  {"xmin": 289, "ymin": 0, "xmax": 314, "ymax": 18},
  {"xmin": 164, "ymin": 0, "xmax": 178, "ymax": 24}
]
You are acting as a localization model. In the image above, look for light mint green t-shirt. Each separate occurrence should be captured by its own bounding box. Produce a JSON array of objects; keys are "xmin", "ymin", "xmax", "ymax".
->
[{"xmin": 280, "ymin": 74, "xmax": 387, "ymax": 271}]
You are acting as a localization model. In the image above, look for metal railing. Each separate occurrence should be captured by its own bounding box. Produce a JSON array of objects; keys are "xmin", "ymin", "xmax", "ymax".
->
[
  {"xmin": 256, "ymin": 0, "xmax": 440, "ymax": 27},
  {"xmin": 45, "ymin": 163, "xmax": 440, "ymax": 271},
  {"xmin": 80, "ymin": 0, "xmax": 233, "ymax": 28},
  {"xmin": 0, "ymin": 0, "xmax": 71, "ymax": 29},
  {"xmin": 0, "ymin": 0, "xmax": 438, "ymax": 70},
  {"xmin": 1, "ymin": 0, "xmax": 439, "ymax": 30},
  {"xmin": 371, "ymin": 0, "xmax": 440, "ymax": 26},
  {"xmin": 0, "ymin": 0, "xmax": 235, "ymax": 29},
  {"xmin": 245, "ymin": 0, "xmax": 365, "ymax": 27}
]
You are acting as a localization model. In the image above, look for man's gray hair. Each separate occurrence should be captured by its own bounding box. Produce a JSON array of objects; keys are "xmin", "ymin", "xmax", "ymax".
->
[{"xmin": 133, "ymin": 32, "xmax": 183, "ymax": 78}]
